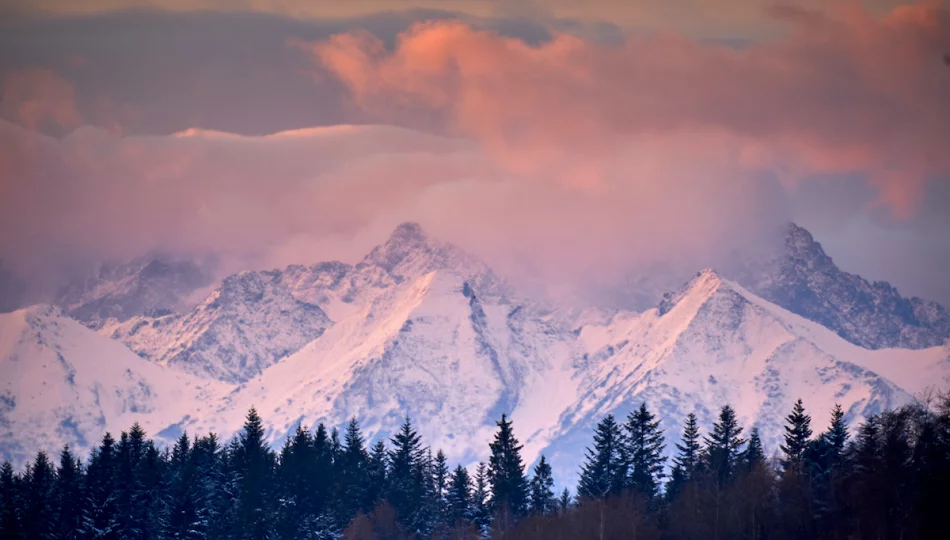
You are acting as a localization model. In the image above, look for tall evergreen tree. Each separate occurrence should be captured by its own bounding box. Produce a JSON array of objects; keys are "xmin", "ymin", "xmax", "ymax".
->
[
  {"xmin": 55, "ymin": 446, "xmax": 84, "ymax": 540},
  {"xmin": 22, "ymin": 451, "xmax": 57, "ymax": 540},
  {"xmin": 0, "ymin": 461, "xmax": 22, "ymax": 540},
  {"xmin": 83, "ymin": 432, "xmax": 120, "ymax": 540},
  {"xmin": 577, "ymin": 414, "xmax": 625, "ymax": 500},
  {"xmin": 430, "ymin": 450, "xmax": 450, "ymax": 529},
  {"xmin": 704, "ymin": 405, "xmax": 746, "ymax": 484},
  {"xmin": 471, "ymin": 462, "xmax": 491, "ymax": 535},
  {"xmin": 743, "ymin": 427, "xmax": 766, "ymax": 470},
  {"xmin": 824, "ymin": 404, "xmax": 849, "ymax": 466},
  {"xmin": 667, "ymin": 413, "xmax": 702, "ymax": 499},
  {"xmin": 364, "ymin": 440, "xmax": 388, "ymax": 512},
  {"xmin": 624, "ymin": 403, "xmax": 666, "ymax": 498},
  {"xmin": 487, "ymin": 414, "xmax": 528, "ymax": 530},
  {"xmin": 234, "ymin": 407, "xmax": 277, "ymax": 540},
  {"xmin": 446, "ymin": 465, "xmax": 472, "ymax": 527},
  {"xmin": 337, "ymin": 418, "xmax": 369, "ymax": 521},
  {"xmin": 387, "ymin": 417, "xmax": 427, "ymax": 534},
  {"xmin": 529, "ymin": 455, "xmax": 555, "ymax": 516},
  {"xmin": 780, "ymin": 399, "xmax": 813, "ymax": 471}
]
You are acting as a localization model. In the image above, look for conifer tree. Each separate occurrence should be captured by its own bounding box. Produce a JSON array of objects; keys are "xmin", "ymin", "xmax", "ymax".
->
[
  {"xmin": 387, "ymin": 417, "xmax": 427, "ymax": 534},
  {"xmin": 431, "ymin": 450, "xmax": 450, "ymax": 528},
  {"xmin": 577, "ymin": 414, "xmax": 625, "ymax": 500},
  {"xmin": 83, "ymin": 432, "xmax": 120, "ymax": 540},
  {"xmin": 667, "ymin": 413, "xmax": 701, "ymax": 499},
  {"xmin": 167, "ymin": 432, "xmax": 201, "ymax": 539},
  {"xmin": 447, "ymin": 465, "xmax": 472, "ymax": 527},
  {"xmin": 234, "ymin": 407, "xmax": 277, "ymax": 540},
  {"xmin": 471, "ymin": 462, "xmax": 491, "ymax": 534},
  {"xmin": 824, "ymin": 404, "xmax": 849, "ymax": 466},
  {"xmin": 624, "ymin": 403, "xmax": 666, "ymax": 498},
  {"xmin": 365, "ymin": 440, "xmax": 388, "ymax": 512},
  {"xmin": 529, "ymin": 455, "xmax": 555, "ymax": 516},
  {"xmin": 22, "ymin": 451, "xmax": 56, "ymax": 540},
  {"xmin": 0, "ymin": 461, "xmax": 22, "ymax": 540},
  {"xmin": 743, "ymin": 427, "xmax": 766, "ymax": 470},
  {"xmin": 557, "ymin": 489, "xmax": 572, "ymax": 514},
  {"xmin": 55, "ymin": 445, "xmax": 84, "ymax": 540},
  {"xmin": 704, "ymin": 405, "xmax": 746, "ymax": 483},
  {"xmin": 780, "ymin": 399, "xmax": 813, "ymax": 471},
  {"xmin": 487, "ymin": 414, "xmax": 528, "ymax": 529},
  {"xmin": 338, "ymin": 418, "xmax": 369, "ymax": 521}
]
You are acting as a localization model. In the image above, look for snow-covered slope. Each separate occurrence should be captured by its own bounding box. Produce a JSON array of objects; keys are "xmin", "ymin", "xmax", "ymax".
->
[
  {"xmin": 540, "ymin": 270, "xmax": 949, "ymax": 485},
  {"xmin": 103, "ymin": 271, "xmax": 331, "ymax": 382},
  {"xmin": 3, "ymin": 224, "xmax": 949, "ymax": 488},
  {"xmin": 0, "ymin": 305, "xmax": 225, "ymax": 466}
]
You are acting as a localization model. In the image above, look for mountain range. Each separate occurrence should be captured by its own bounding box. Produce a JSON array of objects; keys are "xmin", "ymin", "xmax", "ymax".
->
[{"xmin": 2, "ymin": 222, "xmax": 948, "ymax": 487}]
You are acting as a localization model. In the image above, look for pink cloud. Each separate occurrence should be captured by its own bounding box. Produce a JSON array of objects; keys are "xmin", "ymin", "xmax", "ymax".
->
[
  {"xmin": 303, "ymin": 2, "xmax": 950, "ymax": 217},
  {"xmin": 0, "ymin": 69, "xmax": 82, "ymax": 133}
]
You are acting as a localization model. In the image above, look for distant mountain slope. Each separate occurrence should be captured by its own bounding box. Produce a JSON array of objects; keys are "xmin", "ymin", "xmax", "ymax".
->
[
  {"xmin": 740, "ymin": 224, "xmax": 950, "ymax": 350},
  {"xmin": 0, "ymin": 305, "xmax": 225, "ymax": 466},
  {"xmin": 56, "ymin": 257, "xmax": 215, "ymax": 327},
  {"xmin": 542, "ymin": 270, "xmax": 950, "ymax": 485}
]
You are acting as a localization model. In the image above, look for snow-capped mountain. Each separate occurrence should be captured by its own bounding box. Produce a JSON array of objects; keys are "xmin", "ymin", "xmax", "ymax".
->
[
  {"xmin": 56, "ymin": 256, "xmax": 215, "ymax": 327},
  {"xmin": 542, "ymin": 269, "xmax": 949, "ymax": 485},
  {"xmin": 2, "ymin": 223, "xmax": 949, "ymax": 489},
  {"xmin": 0, "ymin": 305, "xmax": 226, "ymax": 467},
  {"xmin": 103, "ymin": 270, "xmax": 332, "ymax": 382},
  {"xmin": 736, "ymin": 223, "xmax": 950, "ymax": 350}
]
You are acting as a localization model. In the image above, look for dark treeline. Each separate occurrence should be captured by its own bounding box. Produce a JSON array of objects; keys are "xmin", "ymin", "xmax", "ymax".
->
[{"xmin": 2, "ymin": 395, "xmax": 949, "ymax": 540}]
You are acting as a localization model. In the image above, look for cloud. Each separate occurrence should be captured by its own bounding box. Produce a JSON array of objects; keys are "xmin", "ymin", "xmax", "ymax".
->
[
  {"xmin": 0, "ymin": 69, "xmax": 82, "ymax": 132},
  {"xmin": 303, "ymin": 2, "xmax": 950, "ymax": 218}
]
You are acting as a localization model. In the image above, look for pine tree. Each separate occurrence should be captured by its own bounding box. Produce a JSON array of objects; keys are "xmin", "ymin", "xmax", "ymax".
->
[
  {"xmin": 430, "ymin": 450, "xmax": 450, "ymax": 529},
  {"xmin": 0, "ymin": 461, "xmax": 22, "ymax": 540},
  {"xmin": 364, "ymin": 440, "xmax": 388, "ymax": 513},
  {"xmin": 337, "ymin": 418, "xmax": 369, "ymax": 521},
  {"xmin": 529, "ymin": 455, "xmax": 555, "ymax": 516},
  {"xmin": 83, "ymin": 432, "xmax": 120, "ymax": 540},
  {"xmin": 577, "ymin": 414, "xmax": 625, "ymax": 500},
  {"xmin": 167, "ymin": 432, "xmax": 202, "ymax": 540},
  {"xmin": 487, "ymin": 414, "xmax": 528, "ymax": 530},
  {"xmin": 557, "ymin": 489, "xmax": 572, "ymax": 514},
  {"xmin": 234, "ymin": 407, "xmax": 277, "ymax": 540},
  {"xmin": 471, "ymin": 462, "xmax": 491, "ymax": 534},
  {"xmin": 667, "ymin": 413, "xmax": 701, "ymax": 499},
  {"xmin": 387, "ymin": 417, "xmax": 427, "ymax": 534},
  {"xmin": 447, "ymin": 465, "xmax": 472, "ymax": 527},
  {"xmin": 704, "ymin": 405, "xmax": 746, "ymax": 484},
  {"xmin": 55, "ymin": 446, "xmax": 84, "ymax": 540},
  {"xmin": 824, "ymin": 404, "xmax": 849, "ymax": 466},
  {"xmin": 625, "ymin": 403, "xmax": 666, "ymax": 499},
  {"xmin": 743, "ymin": 427, "xmax": 766, "ymax": 470},
  {"xmin": 22, "ymin": 451, "xmax": 57, "ymax": 540},
  {"xmin": 780, "ymin": 399, "xmax": 813, "ymax": 472}
]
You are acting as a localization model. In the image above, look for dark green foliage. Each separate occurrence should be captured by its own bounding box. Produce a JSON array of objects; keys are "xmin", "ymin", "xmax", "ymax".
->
[
  {"xmin": 528, "ymin": 456, "xmax": 555, "ymax": 516},
  {"xmin": 2, "ymin": 399, "xmax": 950, "ymax": 540},
  {"xmin": 624, "ymin": 403, "xmax": 666, "ymax": 499},
  {"xmin": 780, "ymin": 399, "xmax": 813, "ymax": 472},
  {"xmin": 487, "ymin": 414, "xmax": 528, "ymax": 531},
  {"xmin": 577, "ymin": 414, "xmax": 625, "ymax": 500}
]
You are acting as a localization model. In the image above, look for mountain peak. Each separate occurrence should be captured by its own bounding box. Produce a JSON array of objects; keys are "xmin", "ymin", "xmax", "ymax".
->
[
  {"xmin": 657, "ymin": 269, "xmax": 729, "ymax": 316},
  {"xmin": 389, "ymin": 222, "xmax": 428, "ymax": 244}
]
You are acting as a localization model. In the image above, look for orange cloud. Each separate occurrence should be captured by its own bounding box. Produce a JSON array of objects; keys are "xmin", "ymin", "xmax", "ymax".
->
[
  {"xmin": 0, "ymin": 69, "xmax": 82, "ymax": 132},
  {"xmin": 303, "ymin": 2, "xmax": 950, "ymax": 217}
]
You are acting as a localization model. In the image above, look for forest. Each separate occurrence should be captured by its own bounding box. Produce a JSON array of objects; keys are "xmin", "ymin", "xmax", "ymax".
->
[{"xmin": 1, "ymin": 393, "xmax": 949, "ymax": 540}]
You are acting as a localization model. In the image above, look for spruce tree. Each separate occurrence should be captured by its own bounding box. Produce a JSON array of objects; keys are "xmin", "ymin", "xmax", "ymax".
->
[
  {"xmin": 704, "ymin": 405, "xmax": 746, "ymax": 483},
  {"xmin": 83, "ymin": 432, "xmax": 120, "ymax": 540},
  {"xmin": 558, "ymin": 489, "xmax": 572, "ymax": 514},
  {"xmin": 167, "ymin": 432, "xmax": 200, "ymax": 540},
  {"xmin": 780, "ymin": 399, "xmax": 813, "ymax": 472},
  {"xmin": 625, "ymin": 403, "xmax": 666, "ymax": 499},
  {"xmin": 234, "ymin": 407, "xmax": 277, "ymax": 540},
  {"xmin": 667, "ymin": 413, "xmax": 701, "ymax": 499},
  {"xmin": 743, "ymin": 427, "xmax": 766, "ymax": 470},
  {"xmin": 55, "ymin": 446, "xmax": 84, "ymax": 540},
  {"xmin": 338, "ymin": 418, "xmax": 369, "ymax": 521},
  {"xmin": 387, "ymin": 417, "xmax": 426, "ymax": 534},
  {"xmin": 487, "ymin": 414, "xmax": 528, "ymax": 529},
  {"xmin": 22, "ymin": 451, "xmax": 56, "ymax": 540},
  {"xmin": 431, "ymin": 450, "xmax": 450, "ymax": 529},
  {"xmin": 365, "ymin": 440, "xmax": 388, "ymax": 512},
  {"xmin": 577, "ymin": 414, "xmax": 625, "ymax": 500},
  {"xmin": 0, "ymin": 461, "xmax": 22, "ymax": 540},
  {"xmin": 824, "ymin": 404, "xmax": 849, "ymax": 467},
  {"xmin": 447, "ymin": 465, "xmax": 472, "ymax": 527},
  {"xmin": 529, "ymin": 455, "xmax": 555, "ymax": 516},
  {"xmin": 471, "ymin": 462, "xmax": 491, "ymax": 534}
]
